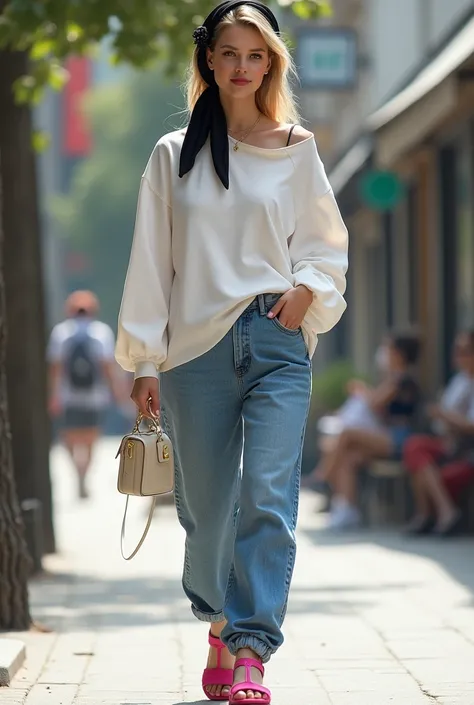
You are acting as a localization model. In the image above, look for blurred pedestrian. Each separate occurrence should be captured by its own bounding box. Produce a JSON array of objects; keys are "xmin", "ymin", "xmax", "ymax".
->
[
  {"xmin": 404, "ymin": 330, "xmax": 474, "ymax": 536},
  {"xmin": 48, "ymin": 290, "xmax": 118, "ymax": 499},
  {"xmin": 324, "ymin": 333, "xmax": 421, "ymax": 530},
  {"xmin": 115, "ymin": 2, "xmax": 348, "ymax": 701}
]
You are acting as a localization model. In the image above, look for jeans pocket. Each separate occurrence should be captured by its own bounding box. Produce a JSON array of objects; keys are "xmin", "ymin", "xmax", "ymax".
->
[{"xmin": 271, "ymin": 317, "xmax": 301, "ymax": 336}]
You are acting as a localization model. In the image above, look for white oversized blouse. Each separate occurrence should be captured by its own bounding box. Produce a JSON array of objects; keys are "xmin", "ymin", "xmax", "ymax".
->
[{"xmin": 115, "ymin": 129, "xmax": 349, "ymax": 377}]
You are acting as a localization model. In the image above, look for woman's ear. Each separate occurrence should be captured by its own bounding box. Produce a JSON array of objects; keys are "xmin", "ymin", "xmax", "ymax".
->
[
  {"xmin": 266, "ymin": 56, "xmax": 272, "ymax": 73},
  {"xmin": 207, "ymin": 47, "xmax": 214, "ymax": 70}
]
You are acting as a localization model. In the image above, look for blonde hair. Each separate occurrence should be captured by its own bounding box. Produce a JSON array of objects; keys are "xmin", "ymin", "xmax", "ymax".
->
[{"xmin": 186, "ymin": 6, "xmax": 300, "ymax": 124}]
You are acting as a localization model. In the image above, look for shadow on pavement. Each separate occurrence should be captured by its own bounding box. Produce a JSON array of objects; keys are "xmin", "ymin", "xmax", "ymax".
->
[
  {"xmin": 30, "ymin": 567, "xmax": 389, "ymax": 632},
  {"xmin": 301, "ymin": 518, "xmax": 474, "ymax": 603},
  {"xmin": 29, "ymin": 571, "xmax": 194, "ymax": 632}
]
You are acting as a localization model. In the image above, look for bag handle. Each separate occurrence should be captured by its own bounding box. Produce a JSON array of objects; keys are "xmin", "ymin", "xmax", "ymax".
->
[
  {"xmin": 131, "ymin": 399, "xmax": 164, "ymax": 438},
  {"xmin": 132, "ymin": 413, "xmax": 162, "ymax": 438},
  {"xmin": 120, "ymin": 495, "xmax": 157, "ymax": 561},
  {"xmin": 120, "ymin": 398, "xmax": 164, "ymax": 560}
]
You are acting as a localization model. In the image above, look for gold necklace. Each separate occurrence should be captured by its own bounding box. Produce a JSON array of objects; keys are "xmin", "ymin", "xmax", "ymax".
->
[{"xmin": 229, "ymin": 114, "xmax": 261, "ymax": 152}]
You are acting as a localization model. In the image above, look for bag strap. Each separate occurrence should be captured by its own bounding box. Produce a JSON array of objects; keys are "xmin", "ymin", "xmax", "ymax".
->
[{"xmin": 120, "ymin": 495, "xmax": 157, "ymax": 561}]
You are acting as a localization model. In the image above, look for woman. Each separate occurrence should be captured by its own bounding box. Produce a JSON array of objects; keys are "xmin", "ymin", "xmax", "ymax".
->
[
  {"xmin": 324, "ymin": 333, "xmax": 420, "ymax": 530},
  {"xmin": 116, "ymin": 2, "xmax": 348, "ymax": 702},
  {"xmin": 403, "ymin": 330, "xmax": 474, "ymax": 536}
]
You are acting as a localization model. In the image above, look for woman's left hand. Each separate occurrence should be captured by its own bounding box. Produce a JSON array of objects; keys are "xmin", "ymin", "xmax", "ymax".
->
[{"xmin": 268, "ymin": 285, "xmax": 313, "ymax": 329}]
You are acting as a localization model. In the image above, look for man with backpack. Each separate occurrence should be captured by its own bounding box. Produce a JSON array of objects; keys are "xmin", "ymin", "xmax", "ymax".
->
[{"xmin": 48, "ymin": 290, "xmax": 118, "ymax": 499}]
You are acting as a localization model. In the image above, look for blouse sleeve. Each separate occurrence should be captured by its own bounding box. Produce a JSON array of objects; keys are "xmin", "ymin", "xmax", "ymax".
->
[
  {"xmin": 115, "ymin": 147, "xmax": 174, "ymax": 379},
  {"xmin": 288, "ymin": 139, "xmax": 348, "ymax": 335}
]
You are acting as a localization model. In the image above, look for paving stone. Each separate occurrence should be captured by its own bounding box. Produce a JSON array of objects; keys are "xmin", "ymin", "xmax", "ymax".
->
[
  {"xmin": 0, "ymin": 688, "xmax": 29, "ymax": 702},
  {"xmin": 25, "ymin": 683, "xmax": 78, "ymax": 704},
  {"xmin": 414, "ymin": 682, "xmax": 474, "ymax": 697},
  {"xmin": 10, "ymin": 632, "xmax": 58, "ymax": 689},
  {"xmin": 328, "ymin": 693, "xmax": 433, "ymax": 705},
  {"xmin": 404, "ymin": 659, "xmax": 474, "ymax": 684},
  {"xmin": 317, "ymin": 668, "xmax": 424, "ymax": 694},
  {"xmin": 38, "ymin": 633, "xmax": 96, "ymax": 686}
]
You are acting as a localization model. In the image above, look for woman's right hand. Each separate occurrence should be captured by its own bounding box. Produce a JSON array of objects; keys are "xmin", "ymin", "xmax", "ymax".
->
[{"xmin": 131, "ymin": 376, "xmax": 160, "ymax": 417}]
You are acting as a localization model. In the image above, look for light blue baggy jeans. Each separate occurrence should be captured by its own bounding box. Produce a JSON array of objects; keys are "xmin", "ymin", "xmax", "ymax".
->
[{"xmin": 160, "ymin": 293, "xmax": 312, "ymax": 663}]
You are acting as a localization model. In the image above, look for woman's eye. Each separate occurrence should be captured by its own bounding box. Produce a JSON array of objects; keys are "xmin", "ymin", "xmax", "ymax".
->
[
  {"xmin": 223, "ymin": 51, "xmax": 235, "ymax": 57},
  {"xmin": 251, "ymin": 54, "xmax": 263, "ymax": 60}
]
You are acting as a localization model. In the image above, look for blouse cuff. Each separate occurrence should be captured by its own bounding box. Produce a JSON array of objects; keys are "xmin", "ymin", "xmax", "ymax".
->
[
  {"xmin": 293, "ymin": 269, "xmax": 321, "ymax": 296},
  {"xmin": 294, "ymin": 268, "xmax": 342, "ymax": 301},
  {"xmin": 134, "ymin": 361, "xmax": 159, "ymax": 380}
]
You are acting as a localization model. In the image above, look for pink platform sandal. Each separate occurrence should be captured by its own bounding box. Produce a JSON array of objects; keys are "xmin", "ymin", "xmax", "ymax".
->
[
  {"xmin": 202, "ymin": 631, "xmax": 234, "ymax": 701},
  {"xmin": 229, "ymin": 658, "xmax": 272, "ymax": 704}
]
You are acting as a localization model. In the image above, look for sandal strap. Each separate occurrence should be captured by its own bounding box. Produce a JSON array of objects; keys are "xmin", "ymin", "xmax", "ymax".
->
[
  {"xmin": 202, "ymin": 666, "xmax": 234, "ymax": 687},
  {"xmin": 234, "ymin": 657, "xmax": 265, "ymax": 677},
  {"xmin": 208, "ymin": 631, "xmax": 225, "ymax": 649}
]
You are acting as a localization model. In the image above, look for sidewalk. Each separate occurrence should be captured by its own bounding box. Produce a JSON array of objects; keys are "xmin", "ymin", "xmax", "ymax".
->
[{"xmin": 6, "ymin": 438, "xmax": 474, "ymax": 704}]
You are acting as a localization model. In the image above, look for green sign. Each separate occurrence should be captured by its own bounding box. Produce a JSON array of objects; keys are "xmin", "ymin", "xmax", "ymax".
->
[
  {"xmin": 296, "ymin": 29, "xmax": 357, "ymax": 90},
  {"xmin": 359, "ymin": 170, "xmax": 405, "ymax": 211}
]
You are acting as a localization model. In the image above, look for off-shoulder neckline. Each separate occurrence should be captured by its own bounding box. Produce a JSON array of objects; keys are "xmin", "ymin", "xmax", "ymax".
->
[{"xmin": 227, "ymin": 134, "xmax": 314, "ymax": 154}]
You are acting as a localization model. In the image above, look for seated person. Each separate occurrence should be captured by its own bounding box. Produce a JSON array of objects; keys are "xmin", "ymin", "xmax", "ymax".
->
[
  {"xmin": 303, "ymin": 355, "xmax": 389, "ymax": 496},
  {"xmin": 302, "ymin": 380, "xmax": 382, "ymax": 499},
  {"xmin": 403, "ymin": 330, "xmax": 474, "ymax": 536},
  {"xmin": 323, "ymin": 332, "xmax": 421, "ymax": 530},
  {"xmin": 321, "ymin": 387, "xmax": 383, "ymax": 435}
]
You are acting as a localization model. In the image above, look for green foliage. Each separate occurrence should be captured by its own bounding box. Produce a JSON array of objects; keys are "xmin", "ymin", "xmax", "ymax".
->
[
  {"xmin": 31, "ymin": 129, "xmax": 51, "ymax": 152},
  {"xmin": 1, "ymin": 1, "xmax": 331, "ymax": 96},
  {"xmin": 289, "ymin": 0, "xmax": 332, "ymax": 19},
  {"xmin": 301, "ymin": 358, "xmax": 365, "ymax": 473},
  {"xmin": 311, "ymin": 360, "xmax": 366, "ymax": 414},
  {"xmin": 51, "ymin": 71, "xmax": 184, "ymax": 328}
]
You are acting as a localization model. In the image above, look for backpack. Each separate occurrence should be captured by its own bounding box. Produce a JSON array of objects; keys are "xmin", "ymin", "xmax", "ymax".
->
[{"xmin": 64, "ymin": 328, "xmax": 99, "ymax": 390}]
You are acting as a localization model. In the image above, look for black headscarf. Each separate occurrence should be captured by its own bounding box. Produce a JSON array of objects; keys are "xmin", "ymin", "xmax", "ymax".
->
[{"xmin": 178, "ymin": 1, "xmax": 280, "ymax": 190}]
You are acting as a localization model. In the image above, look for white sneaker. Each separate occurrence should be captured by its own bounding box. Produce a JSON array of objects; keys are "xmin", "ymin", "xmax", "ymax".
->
[{"xmin": 328, "ymin": 498, "xmax": 361, "ymax": 530}]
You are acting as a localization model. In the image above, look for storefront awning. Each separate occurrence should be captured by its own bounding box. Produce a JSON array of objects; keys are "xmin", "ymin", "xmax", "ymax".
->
[
  {"xmin": 328, "ymin": 136, "xmax": 372, "ymax": 195},
  {"xmin": 368, "ymin": 15, "xmax": 474, "ymax": 131}
]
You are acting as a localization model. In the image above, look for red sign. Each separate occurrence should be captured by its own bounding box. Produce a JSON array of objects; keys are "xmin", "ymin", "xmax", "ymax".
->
[{"xmin": 63, "ymin": 56, "xmax": 92, "ymax": 156}]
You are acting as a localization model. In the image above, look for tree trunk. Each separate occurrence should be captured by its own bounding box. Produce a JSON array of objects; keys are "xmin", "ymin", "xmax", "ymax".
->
[
  {"xmin": 0, "ymin": 47, "xmax": 55, "ymax": 554},
  {"xmin": 0, "ymin": 162, "xmax": 32, "ymax": 630}
]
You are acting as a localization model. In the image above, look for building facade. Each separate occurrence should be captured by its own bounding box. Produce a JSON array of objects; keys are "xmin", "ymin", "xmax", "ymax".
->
[{"xmin": 292, "ymin": 0, "xmax": 474, "ymax": 393}]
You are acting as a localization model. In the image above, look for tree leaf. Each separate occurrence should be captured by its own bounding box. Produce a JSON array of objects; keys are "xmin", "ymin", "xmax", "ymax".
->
[
  {"xmin": 48, "ymin": 62, "xmax": 68, "ymax": 91},
  {"xmin": 30, "ymin": 39, "xmax": 54, "ymax": 60},
  {"xmin": 32, "ymin": 129, "xmax": 51, "ymax": 153}
]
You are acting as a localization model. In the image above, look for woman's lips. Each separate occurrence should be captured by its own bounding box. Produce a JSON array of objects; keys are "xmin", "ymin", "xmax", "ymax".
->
[{"xmin": 231, "ymin": 78, "xmax": 251, "ymax": 86}]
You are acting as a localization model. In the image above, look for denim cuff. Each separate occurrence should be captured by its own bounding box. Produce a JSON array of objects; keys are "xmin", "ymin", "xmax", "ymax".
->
[
  {"xmin": 191, "ymin": 604, "xmax": 225, "ymax": 623},
  {"xmin": 225, "ymin": 634, "xmax": 273, "ymax": 664}
]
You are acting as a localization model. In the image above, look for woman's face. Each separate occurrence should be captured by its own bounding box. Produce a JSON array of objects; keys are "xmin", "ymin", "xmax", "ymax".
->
[
  {"xmin": 376, "ymin": 340, "xmax": 405, "ymax": 373},
  {"xmin": 453, "ymin": 333, "xmax": 474, "ymax": 373},
  {"xmin": 207, "ymin": 24, "xmax": 271, "ymax": 101}
]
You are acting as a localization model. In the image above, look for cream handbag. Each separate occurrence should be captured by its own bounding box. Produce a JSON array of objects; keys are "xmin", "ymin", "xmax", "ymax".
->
[{"xmin": 116, "ymin": 408, "xmax": 174, "ymax": 560}]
